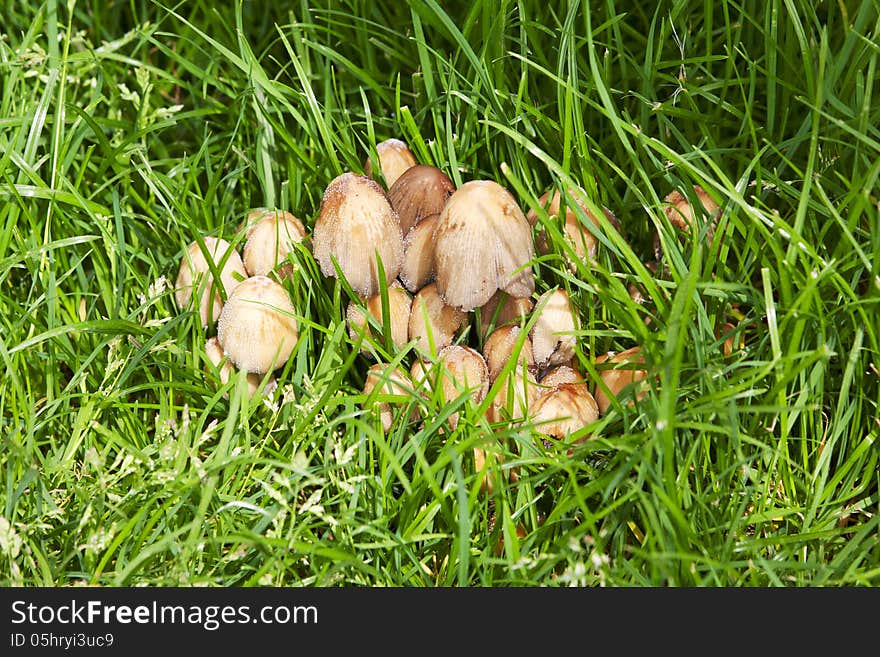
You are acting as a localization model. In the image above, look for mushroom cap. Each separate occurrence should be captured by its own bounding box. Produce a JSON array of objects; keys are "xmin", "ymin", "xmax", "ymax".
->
[
  {"xmin": 313, "ymin": 172, "xmax": 404, "ymax": 297},
  {"xmin": 174, "ymin": 237, "xmax": 247, "ymax": 328},
  {"xmin": 436, "ymin": 345, "xmax": 490, "ymax": 429},
  {"xmin": 362, "ymin": 362, "xmax": 412, "ymax": 433},
  {"xmin": 408, "ymin": 282, "xmax": 468, "ymax": 357},
  {"xmin": 486, "ymin": 368, "xmax": 539, "ymax": 424},
  {"xmin": 399, "ymin": 216, "xmax": 438, "ymax": 293},
  {"xmin": 241, "ymin": 209, "xmax": 307, "ymax": 279},
  {"xmin": 346, "ymin": 284, "xmax": 413, "ymax": 353},
  {"xmin": 433, "ymin": 180, "xmax": 535, "ymax": 312},
  {"xmin": 527, "ymin": 188, "xmax": 616, "ymax": 268},
  {"xmin": 478, "ymin": 290, "xmax": 533, "ymax": 338},
  {"xmin": 663, "ymin": 185, "xmax": 720, "ymax": 232},
  {"xmin": 538, "ymin": 363, "xmax": 584, "ymax": 390},
  {"xmin": 593, "ymin": 346, "xmax": 648, "ymax": 415},
  {"xmin": 388, "ymin": 164, "xmax": 456, "ymax": 236},
  {"xmin": 216, "ymin": 275, "xmax": 299, "ymax": 375},
  {"xmin": 530, "ymin": 382, "xmax": 599, "ymax": 439},
  {"xmin": 530, "ymin": 288, "xmax": 578, "ymax": 369},
  {"xmin": 364, "ymin": 138, "xmax": 418, "ymax": 188},
  {"xmin": 482, "ymin": 325, "xmax": 535, "ymax": 382},
  {"xmin": 205, "ymin": 336, "xmax": 275, "ymax": 399}
]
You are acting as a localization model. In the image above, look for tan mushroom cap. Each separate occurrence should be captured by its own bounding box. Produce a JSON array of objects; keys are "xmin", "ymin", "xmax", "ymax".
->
[
  {"xmin": 362, "ymin": 362, "xmax": 412, "ymax": 433},
  {"xmin": 538, "ymin": 363, "xmax": 584, "ymax": 390},
  {"xmin": 408, "ymin": 282, "xmax": 468, "ymax": 357},
  {"xmin": 241, "ymin": 209, "xmax": 307, "ymax": 279},
  {"xmin": 527, "ymin": 187, "xmax": 617, "ymax": 269},
  {"xmin": 663, "ymin": 185, "xmax": 720, "ymax": 232},
  {"xmin": 388, "ymin": 164, "xmax": 456, "ymax": 236},
  {"xmin": 313, "ymin": 172, "xmax": 404, "ymax": 297},
  {"xmin": 530, "ymin": 288, "xmax": 578, "ymax": 369},
  {"xmin": 346, "ymin": 284, "xmax": 412, "ymax": 353},
  {"xmin": 435, "ymin": 345, "xmax": 490, "ymax": 429},
  {"xmin": 478, "ymin": 290, "xmax": 533, "ymax": 338},
  {"xmin": 482, "ymin": 325, "xmax": 535, "ymax": 382},
  {"xmin": 433, "ymin": 180, "xmax": 536, "ymax": 312},
  {"xmin": 593, "ymin": 346, "xmax": 648, "ymax": 415},
  {"xmin": 205, "ymin": 336, "xmax": 276, "ymax": 399},
  {"xmin": 399, "ymin": 216, "xmax": 438, "ymax": 293},
  {"xmin": 364, "ymin": 138, "xmax": 418, "ymax": 188},
  {"xmin": 216, "ymin": 275, "xmax": 299, "ymax": 375},
  {"xmin": 486, "ymin": 368, "xmax": 539, "ymax": 424},
  {"xmin": 174, "ymin": 236, "xmax": 247, "ymax": 328},
  {"xmin": 530, "ymin": 382, "xmax": 599, "ymax": 440}
]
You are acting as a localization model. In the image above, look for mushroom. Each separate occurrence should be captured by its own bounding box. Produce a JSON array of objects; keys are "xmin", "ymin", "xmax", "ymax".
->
[
  {"xmin": 538, "ymin": 363, "xmax": 584, "ymax": 390},
  {"xmin": 655, "ymin": 184, "xmax": 720, "ymax": 260},
  {"xmin": 313, "ymin": 172, "xmax": 404, "ymax": 298},
  {"xmin": 530, "ymin": 382, "xmax": 599, "ymax": 441},
  {"xmin": 482, "ymin": 325, "xmax": 535, "ymax": 382},
  {"xmin": 593, "ymin": 346, "xmax": 648, "ymax": 415},
  {"xmin": 361, "ymin": 363, "xmax": 412, "ymax": 433},
  {"xmin": 408, "ymin": 282, "xmax": 469, "ymax": 357},
  {"xmin": 478, "ymin": 290, "xmax": 533, "ymax": 338},
  {"xmin": 486, "ymin": 368, "xmax": 539, "ymax": 425},
  {"xmin": 364, "ymin": 138, "xmax": 418, "ymax": 188},
  {"xmin": 216, "ymin": 275, "xmax": 299, "ymax": 374},
  {"xmin": 174, "ymin": 236, "xmax": 247, "ymax": 328},
  {"xmin": 433, "ymin": 180, "xmax": 536, "ymax": 312},
  {"xmin": 399, "ymin": 216, "xmax": 438, "ymax": 293},
  {"xmin": 388, "ymin": 164, "xmax": 456, "ymax": 236},
  {"xmin": 241, "ymin": 209, "xmax": 307, "ymax": 279},
  {"xmin": 530, "ymin": 288, "xmax": 578, "ymax": 369},
  {"xmin": 433, "ymin": 345, "xmax": 490, "ymax": 430},
  {"xmin": 526, "ymin": 187, "xmax": 618, "ymax": 271},
  {"xmin": 346, "ymin": 283, "xmax": 412, "ymax": 353},
  {"xmin": 205, "ymin": 336, "xmax": 276, "ymax": 399}
]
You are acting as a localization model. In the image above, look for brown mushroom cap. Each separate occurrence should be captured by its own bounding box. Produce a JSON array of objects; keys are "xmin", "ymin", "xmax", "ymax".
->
[
  {"xmin": 174, "ymin": 236, "xmax": 247, "ymax": 328},
  {"xmin": 313, "ymin": 172, "xmax": 404, "ymax": 297},
  {"xmin": 435, "ymin": 345, "xmax": 490, "ymax": 429},
  {"xmin": 347, "ymin": 284, "xmax": 413, "ymax": 353},
  {"xmin": 408, "ymin": 282, "xmax": 468, "ymax": 357},
  {"xmin": 530, "ymin": 382, "xmax": 599, "ymax": 440},
  {"xmin": 663, "ymin": 185, "xmax": 720, "ymax": 232},
  {"xmin": 478, "ymin": 290, "xmax": 533, "ymax": 338},
  {"xmin": 364, "ymin": 138, "xmax": 418, "ymax": 188},
  {"xmin": 538, "ymin": 363, "xmax": 584, "ymax": 390},
  {"xmin": 482, "ymin": 325, "xmax": 535, "ymax": 382},
  {"xmin": 593, "ymin": 346, "xmax": 648, "ymax": 415},
  {"xmin": 362, "ymin": 362, "xmax": 412, "ymax": 433},
  {"xmin": 205, "ymin": 336, "xmax": 276, "ymax": 399},
  {"xmin": 388, "ymin": 164, "xmax": 456, "ymax": 236},
  {"xmin": 241, "ymin": 209, "xmax": 307, "ymax": 279},
  {"xmin": 433, "ymin": 180, "xmax": 536, "ymax": 312},
  {"xmin": 530, "ymin": 288, "xmax": 578, "ymax": 369},
  {"xmin": 486, "ymin": 369, "xmax": 539, "ymax": 424},
  {"xmin": 216, "ymin": 275, "xmax": 299, "ymax": 375},
  {"xmin": 526, "ymin": 187, "xmax": 617, "ymax": 269},
  {"xmin": 399, "ymin": 216, "xmax": 438, "ymax": 294}
]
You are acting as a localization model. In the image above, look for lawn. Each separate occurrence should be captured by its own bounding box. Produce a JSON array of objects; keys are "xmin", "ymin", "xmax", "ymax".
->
[{"xmin": 1, "ymin": 0, "xmax": 878, "ymax": 586}]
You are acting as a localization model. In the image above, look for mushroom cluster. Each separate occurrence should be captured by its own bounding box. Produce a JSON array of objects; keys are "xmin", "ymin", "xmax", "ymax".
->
[{"xmin": 174, "ymin": 208, "xmax": 305, "ymax": 398}]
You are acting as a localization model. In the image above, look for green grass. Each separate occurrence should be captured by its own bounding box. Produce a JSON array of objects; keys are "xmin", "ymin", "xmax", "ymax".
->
[{"xmin": 0, "ymin": 0, "xmax": 878, "ymax": 586}]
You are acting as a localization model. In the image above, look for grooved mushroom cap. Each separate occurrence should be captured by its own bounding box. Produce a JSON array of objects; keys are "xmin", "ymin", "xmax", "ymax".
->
[
  {"xmin": 362, "ymin": 363, "xmax": 411, "ymax": 433},
  {"xmin": 174, "ymin": 237, "xmax": 247, "ymax": 328},
  {"xmin": 364, "ymin": 138, "xmax": 418, "ymax": 188},
  {"xmin": 433, "ymin": 180, "xmax": 536, "ymax": 312},
  {"xmin": 241, "ymin": 209, "xmax": 307, "ymax": 279},
  {"xmin": 313, "ymin": 172, "xmax": 404, "ymax": 297},
  {"xmin": 530, "ymin": 289, "xmax": 578, "ymax": 369},
  {"xmin": 205, "ymin": 336, "xmax": 276, "ymax": 399},
  {"xmin": 478, "ymin": 290, "xmax": 533, "ymax": 338},
  {"xmin": 346, "ymin": 284, "xmax": 413, "ymax": 353},
  {"xmin": 388, "ymin": 165, "xmax": 456, "ymax": 236},
  {"xmin": 216, "ymin": 275, "xmax": 299, "ymax": 375},
  {"xmin": 399, "ymin": 216, "xmax": 438, "ymax": 293},
  {"xmin": 436, "ymin": 345, "xmax": 490, "ymax": 429},
  {"xmin": 408, "ymin": 282, "xmax": 468, "ymax": 357},
  {"xmin": 526, "ymin": 187, "xmax": 617, "ymax": 271},
  {"xmin": 530, "ymin": 382, "xmax": 599, "ymax": 439},
  {"xmin": 483, "ymin": 325, "xmax": 535, "ymax": 382},
  {"xmin": 593, "ymin": 346, "xmax": 648, "ymax": 415}
]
